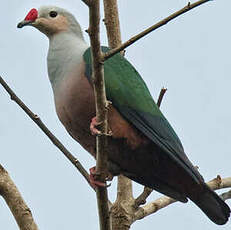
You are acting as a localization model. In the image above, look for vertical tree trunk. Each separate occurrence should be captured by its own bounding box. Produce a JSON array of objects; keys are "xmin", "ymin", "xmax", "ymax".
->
[{"xmin": 103, "ymin": 1, "xmax": 135, "ymax": 229}]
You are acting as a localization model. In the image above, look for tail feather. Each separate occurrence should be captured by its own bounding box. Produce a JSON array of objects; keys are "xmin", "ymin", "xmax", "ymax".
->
[{"xmin": 191, "ymin": 184, "xmax": 230, "ymax": 225}]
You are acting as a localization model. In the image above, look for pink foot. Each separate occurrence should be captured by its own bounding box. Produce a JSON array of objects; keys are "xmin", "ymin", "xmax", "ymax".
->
[
  {"xmin": 89, "ymin": 166, "xmax": 107, "ymax": 189},
  {"xmin": 90, "ymin": 117, "xmax": 102, "ymax": 135}
]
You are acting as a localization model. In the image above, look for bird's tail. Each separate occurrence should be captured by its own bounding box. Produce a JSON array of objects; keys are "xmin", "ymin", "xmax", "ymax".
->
[{"xmin": 191, "ymin": 184, "xmax": 230, "ymax": 225}]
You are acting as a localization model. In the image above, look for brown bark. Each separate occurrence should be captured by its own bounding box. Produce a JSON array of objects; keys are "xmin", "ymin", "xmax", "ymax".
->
[
  {"xmin": 103, "ymin": 0, "xmax": 122, "ymax": 49},
  {"xmin": 102, "ymin": 1, "xmax": 135, "ymax": 229},
  {"xmin": 0, "ymin": 164, "xmax": 38, "ymax": 230},
  {"xmin": 87, "ymin": 0, "xmax": 111, "ymax": 230}
]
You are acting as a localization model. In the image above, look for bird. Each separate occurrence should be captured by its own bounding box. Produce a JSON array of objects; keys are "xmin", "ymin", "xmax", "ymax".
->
[{"xmin": 17, "ymin": 6, "xmax": 230, "ymax": 225}]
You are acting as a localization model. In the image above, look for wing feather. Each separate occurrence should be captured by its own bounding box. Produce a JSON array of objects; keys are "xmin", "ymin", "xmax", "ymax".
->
[{"xmin": 83, "ymin": 47, "xmax": 202, "ymax": 184}]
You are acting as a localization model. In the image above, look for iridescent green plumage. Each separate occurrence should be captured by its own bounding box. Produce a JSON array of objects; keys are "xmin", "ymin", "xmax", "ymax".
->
[
  {"xmin": 84, "ymin": 47, "xmax": 201, "ymax": 182},
  {"xmin": 83, "ymin": 47, "xmax": 230, "ymax": 224}
]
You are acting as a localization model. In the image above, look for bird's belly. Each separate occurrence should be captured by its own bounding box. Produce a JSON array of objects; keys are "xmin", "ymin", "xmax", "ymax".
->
[
  {"xmin": 54, "ymin": 73, "xmax": 96, "ymax": 156},
  {"xmin": 52, "ymin": 75, "xmax": 199, "ymax": 199}
]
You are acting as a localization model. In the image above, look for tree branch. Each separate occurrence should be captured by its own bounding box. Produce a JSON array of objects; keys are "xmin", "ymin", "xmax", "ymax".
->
[
  {"xmin": 220, "ymin": 190, "xmax": 231, "ymax": 201},
  {"xmin": 157, "ymin": 88, "xmax": 167, "ymax": 107},
  {"xmin": 0, "ymin": 76, "xmax": 91, "ymax": 189},
  {"xmin": 0, "ymin": 164, "xmax": 38, "ymax": 230},
  {"xmin": 103, "ymin": 0, "xmax": 212, "ymax": 61},
  {"xmin": 207, "ymin": 175, "xmax": 231, "ymax": 190},
  {"xmin": 133, "ymin": 176, "xmax": 231, "ymax": 222},
  {"xmin": 85, "ymin": 0, "xmax": 111, "ymax": 229},
  {"xmin": 134, "ymin": 187, "xmax": 153, "ymax": 209},
  {"xmin": 103, "ymin": 0, "xmax": 122, "ymax": 49},
  {"xmin": 102, "ymin": 1, "xmax": 135, "ymax": 229},
  {"xmin": 103, "ymin": 0, "xmax": 134, "ymax": 203}
]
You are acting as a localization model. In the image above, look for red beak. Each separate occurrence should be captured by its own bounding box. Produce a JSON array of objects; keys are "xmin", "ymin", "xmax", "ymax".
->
[{"xmin": 17, "ymin": 8, "xmax": 38, "ymax": 28}]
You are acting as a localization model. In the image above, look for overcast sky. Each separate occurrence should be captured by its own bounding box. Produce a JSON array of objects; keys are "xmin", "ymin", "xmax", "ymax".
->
[{"xmin": 1, "ymin": 0, "xmax": 231, "ymax": 229}]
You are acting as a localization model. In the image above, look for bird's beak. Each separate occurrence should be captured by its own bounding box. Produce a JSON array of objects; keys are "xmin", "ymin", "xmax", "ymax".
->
[
  {"xmin": 17, "ymin": 20, "xmax": 34, "ymax": 28},
  {"xmin": 17, "ymin": 8, "xmax": 38, "ymax": 29}
]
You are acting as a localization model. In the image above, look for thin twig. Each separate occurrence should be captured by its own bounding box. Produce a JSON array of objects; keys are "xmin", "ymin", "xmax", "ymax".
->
[
  {"xmin": 0, "ymin": 164, "xmax": 39, "ymax": 230},
  {"xmin": 133, "ymin": 176, "xmax": 231, "ymax": 222},
  {"xmin": 134, "ymin": 187, "xmax": 153, "ymax": 208},
  {"xmin": 157, "ymin": 88, "xmax": 167, "ymax": 107},
  {"xmin": 103, "ymin": 0, "xmax": 211, "ymax": 61},
  {"xmin": 220, "ymin": 190, "xmax": 231, "ymax": 201},
  {"xmin": 87, "ymin": 0, "xmax": 111, "ymax": 229},
  {"xmin": 0, "ymin": 76, "xmax": 91, "ymax": 189}
]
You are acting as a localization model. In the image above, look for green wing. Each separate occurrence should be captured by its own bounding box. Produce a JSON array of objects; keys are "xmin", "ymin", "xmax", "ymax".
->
[{"xmin": 83, "ymin": 47, "xmax": 200, "ymax": 183}]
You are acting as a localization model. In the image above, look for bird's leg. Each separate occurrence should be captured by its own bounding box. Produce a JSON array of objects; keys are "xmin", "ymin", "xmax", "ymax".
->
[
  {"xmin": 106, "ymin": 172, "xmax": 114, "ymax": 181},
  {"xmin": 89, "ymin": 166, "xmax": 107, "ymax": 189},
  {"xmin": 90, "ymin": 101, "xmax": 113, "ymax": 136},
  {"xmin": 89, "ymin": 167, "xmax": 113, "ymax": 189},
  {"xmin": 90, "ymin": 117, "xmax": 102, "ymax": 135},
  {"xmin": 90, "ymin": 116, "xmax": 113, "ymax": 136}
]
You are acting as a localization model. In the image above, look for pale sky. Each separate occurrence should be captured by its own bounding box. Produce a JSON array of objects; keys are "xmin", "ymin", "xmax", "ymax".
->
[{"xmin": 1, "ymin": 1, "xmax": 231, "ymax": 229}]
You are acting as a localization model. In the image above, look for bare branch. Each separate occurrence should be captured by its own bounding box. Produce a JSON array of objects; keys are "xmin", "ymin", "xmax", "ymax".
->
[
  {"xmin": 220, "ymin": 190, "xmax": 231, "ymax": 201},
  {"xmin": 103, "ymin": 0, "xmax": 212, "ymax": 61},
  {"xmin": 103, "ymin": 0, "xmax": 134, "ymax": 203},
  {"xmin": 0, "ymin": 164, "xmax": 38, "ymax": 230},
  {"xmin": 157, "ymin": 88, "xmax": 167, "ymax": 107},
  {"xmin": 87, "ymin": 0, "xmax": 111, "ymax": 229},
  {"xmin": 133, "ymin": 176, "xmax": 231, "ymax": 222},
  {"xmin": 207, "ymin": 175, "xmax": 231, "ymax": 190},
  {"xmin": 116, "ymin": 175, "xmax": 133, "ymax": 201},
  {"xmin": 102, "ymin": 1, "xmax": 134, "ymax": 229},
  {"xmin": 133, "ymin": 195, "xmax": 175, "ymax": 222},
  {"xmin": 0, "ymin": 76, "xmax": 91, "ymax": 189},
  {"xmin": 134, "ymin": 187, "xmax": 153, "ymax": 208},
  {"xmin": 103, "ymin": 0, "xmax": 122, "ymax": 49}
]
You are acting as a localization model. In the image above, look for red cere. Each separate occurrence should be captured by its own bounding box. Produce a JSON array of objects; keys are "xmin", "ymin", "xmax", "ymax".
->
[{"xmin": 25, "ymin": 8, "xmax": 38, "ymax": 21}]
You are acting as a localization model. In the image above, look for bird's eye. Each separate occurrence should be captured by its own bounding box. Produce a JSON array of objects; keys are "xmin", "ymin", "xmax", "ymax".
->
[{"xmin": 49, "ymin": 11, "xmax": 58, "ymax": 18}]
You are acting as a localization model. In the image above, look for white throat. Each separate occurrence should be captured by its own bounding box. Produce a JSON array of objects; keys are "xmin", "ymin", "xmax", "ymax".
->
[{"xmin": 47, "ymin": 32, "xmax": 89, "ymax": 90}]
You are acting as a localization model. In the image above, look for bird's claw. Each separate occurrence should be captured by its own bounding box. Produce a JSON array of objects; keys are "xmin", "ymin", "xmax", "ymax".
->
[
  {"xmin": 106, "ymin": 173, "xmax": 114, "ymax": 181},
  {"xmin": 107, "ymin": 130, "xmax": 113, "ymax": 136},
  {"xmin": 89, "ymin": 167, "xmax": 108, "ymax": 189},
  {"xmin": 90, "ymin": 117, "xmax": 102, "ymax": 135},
  {"xmin": 90, "ymin": 117, "xmax": 113, "ymax": 136}
]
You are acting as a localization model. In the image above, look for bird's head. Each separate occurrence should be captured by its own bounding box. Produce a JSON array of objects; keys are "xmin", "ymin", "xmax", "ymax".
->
[{"xmin": 17, "ymin": 6, "xmax": 83, "ymax": 38}]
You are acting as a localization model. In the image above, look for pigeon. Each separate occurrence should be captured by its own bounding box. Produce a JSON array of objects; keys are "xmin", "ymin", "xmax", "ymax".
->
[{"xmin": 17, "ymin": 6, "xmax": 230, "ymax": 225}]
